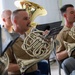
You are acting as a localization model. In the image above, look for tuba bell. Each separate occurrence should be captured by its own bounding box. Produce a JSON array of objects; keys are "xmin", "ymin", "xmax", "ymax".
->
[
  {"xmin": 14, "ymin": 0, "xmax": 47, "ymax": 26},
  {"xmin": 14, "ymin": 0, "xmax": 47, "ymax": 34}
]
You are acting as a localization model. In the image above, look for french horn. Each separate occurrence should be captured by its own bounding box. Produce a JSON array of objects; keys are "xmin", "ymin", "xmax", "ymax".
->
[
  {"xmin": 14, "ymin": 0, "xmax": 52, "ymax": 73},
  {"xmin": 13, "ymin": 26, "xmax": 63, "ymax": 73},
  {"xmin": 63, "ymin": 41, "xmax": 75, "ymax": 56},
  {"xmin": 63, "ymin": 26, "xmax": 75, "ymax": 56},
  {"xmin": 15, "ymin": 31, "xmax": 54, "ymax": 73},
  {"xmin": 69, "ymin": 26, "xmax": 75, "ymax": 40}
]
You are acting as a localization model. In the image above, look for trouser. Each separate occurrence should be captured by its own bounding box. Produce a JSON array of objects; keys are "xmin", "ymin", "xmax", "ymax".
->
[
  {"xmin": 38, "ymin": 60, "xmax": 49, "ymax": 75},
  {"xmin": 22, "ymin": 60, "xmax": 49, "ymax": 75},
  {"xmin": 3, "ymin": 71, "xmax": 8, "ymax": 75},
  {"xmin": 60, "ymin": 57, "xmax": 75, "ymax": 75},
  {"xmin": 70, "ymin": 70, "xmax": 75, "ymax": 75}
]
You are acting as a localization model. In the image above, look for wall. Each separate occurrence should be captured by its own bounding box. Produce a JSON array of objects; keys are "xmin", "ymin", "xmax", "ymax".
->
[
  {"xmin": 0, "ymin": 0, "xmax": 61, "ymax": 24},
  {"xmin": 30, "ymin": 0, "xmax": 61, "ymax": 24},
  {"xmin": 62, "ymin": 0, "xmax": 75, "ymax": 6},
  {"xmin": 0, "ymin": 0, "xmax": 75, "ymax": 24},
  {"xmin": 0, "ymin": 0, "xmax": 17, "ymax": 24},
  {"xmin": 1, "ymin": 0, "xmax": 17, "ymax": 11}
]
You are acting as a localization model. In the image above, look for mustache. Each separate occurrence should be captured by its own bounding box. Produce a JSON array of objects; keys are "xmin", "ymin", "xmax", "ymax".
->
[{"xmin": 27, "ymin": 23, "xmax": 31, "ymax": 27}]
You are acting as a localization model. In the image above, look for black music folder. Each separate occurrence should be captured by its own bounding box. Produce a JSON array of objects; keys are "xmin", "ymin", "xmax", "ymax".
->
[
  {"xmin": 36, "ymin": 21, "xmax": 62, "ymax": 31},
  {"xmin": 0, "ymin": 26, "xmax": 19, "ymax": 56},
  {"xmin": 45, "ymin": 25, "xmax": 63, "ymax": 38}
]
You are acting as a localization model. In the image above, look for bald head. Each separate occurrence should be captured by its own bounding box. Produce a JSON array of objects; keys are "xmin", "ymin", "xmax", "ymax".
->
[
  {"xmin": 1, "ymin": 10, "xmax": 12, "ymax": 19},
  {"xmin": 1, "ymin": 10, "xmax": 13, "ymax": 32}
]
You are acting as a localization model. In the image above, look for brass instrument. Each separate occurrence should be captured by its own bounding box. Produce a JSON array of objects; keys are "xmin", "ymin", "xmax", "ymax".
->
[
  {"xmin": 63, "ymin": 26, "xmax": 75, "ymax": 56},
  {"xmin": 69, "ymin": 26, "xmax": 75, "ymax": 40},
  {"xmin": 15, "ymin": 31, "xmax": 54, "ymax": 73},
  {"xmin": 14, "ymin": 0, "xmax": 47, "ymax": 33},
  {"xmin": 63, "ymin": 41, "xmax": 75, "ymax": 56},
  {"xmin": 14, "ymin": 0, "xmax": 52, "ymax": 73},
  {"xmin": 14, "ymin": 0, "xmax": 47, "ymax": 23},
  {"xmin": 0, "ymin": 53, "xmax": 9, "ymax": 75}
]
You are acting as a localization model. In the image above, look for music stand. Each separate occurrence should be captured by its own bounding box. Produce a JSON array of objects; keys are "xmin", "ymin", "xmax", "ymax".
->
[
  {"xmin": 46, "ymin": 26, "xmax": 63, "ymax": 38},
  {"xmin": 36, "ymin": 21, "xmax": 62, "ymax": 31},
  {"xmin": 45, "ymin": 25, "xmax": 63, "ymax": 75}
]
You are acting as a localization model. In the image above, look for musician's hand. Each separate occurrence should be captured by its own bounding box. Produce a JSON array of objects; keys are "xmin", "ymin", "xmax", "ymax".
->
[{"xmin": 42, "ymin": 30, "xmax": 49, "ymax": 36}]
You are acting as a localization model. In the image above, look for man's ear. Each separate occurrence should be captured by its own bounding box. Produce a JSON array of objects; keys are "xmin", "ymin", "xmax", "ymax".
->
[
  {"xmin": 3, "ymin": 18, "xmax": 6, "ymax": 22},
  {"xmin": 14, "ymin": 19, "xmax": 17, "ymax": 24},
  {"xmin": 63, "ymin": 13, "xmax": 66, "ymax": 18}
]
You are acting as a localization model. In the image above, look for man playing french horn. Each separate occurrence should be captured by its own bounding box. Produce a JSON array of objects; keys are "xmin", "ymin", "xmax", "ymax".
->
[
  {"xmin": 56, "ymin": 4, "xmax": 75, "ymax": 75},
  {"xmin": 6, "ymin": 9, "xmax": 53, "ymax": 75}
]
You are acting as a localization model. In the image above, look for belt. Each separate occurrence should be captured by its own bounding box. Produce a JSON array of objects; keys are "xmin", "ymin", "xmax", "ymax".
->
[{"xmin": 8, "ymin": 72, "xmax": 21, "ymax": 75}]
